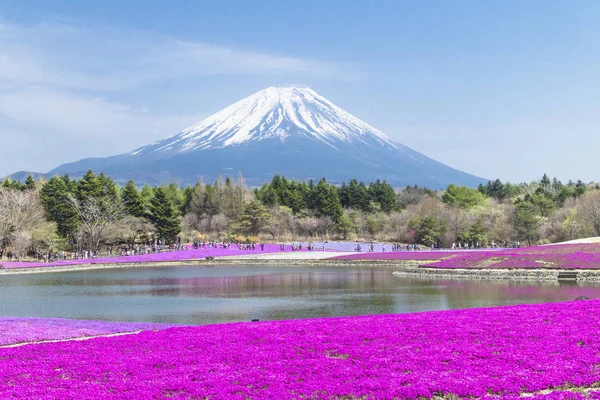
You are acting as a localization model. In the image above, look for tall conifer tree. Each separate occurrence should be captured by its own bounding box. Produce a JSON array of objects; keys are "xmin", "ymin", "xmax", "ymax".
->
[
  {"xmin": 148, "ymin": 187, "xmax": 182, "ymax": 243},
  {"xmin": 121, "ymin": 180, "xmax": 144, "ymax": 217}
]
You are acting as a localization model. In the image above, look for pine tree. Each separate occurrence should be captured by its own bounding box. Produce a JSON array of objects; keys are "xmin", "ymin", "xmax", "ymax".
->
[
  {"xmin": 163, "ymin": 181, "xmax": 185, "ymax": 213},
  {"xmin": 203, "ymin": 184, "xmax": 220, "ymax": 216},
  {"xmin": 121, "ymin": 180, "xmax": 144, "ymax": 217},
  {"xmin": 140, "ymin": 185, "xmax": 154, "ymax": 209},
  {"xmin": 3, "ymin": 177, "xmax": 24, "ymax": 191},
  {"xmin": 221, "ymin": 176, "xmax": 245, "ymax": 221},
  {"xmin": 288, "ymin": 183, "xmax": 307, "ymax": 213},
  {"xmin": 40, "ymin": 176, "xmax": 79, "ymax": 238},
  {"xmin": 236, "ymin": 200, "xmax": 270, "ymax": 236},
  {"xmin": 307, "ymin": 179, "xmax": 316, "ymax": 210},
  {"xmin": 540, "ymin": 173, "xmax": 551, "ymax": 190},
  {"xmin": 341, "ymin": 179, "xmax": 372, "ymax": 211},
  {"xmin": 188, "ymin": 181, "xmax": 207, "ymax": 216},
  {"xmin": 257, "ymin": 184, "xmax": 278, "ymax": 207},
  {"xmin": 24, "ymin": 175, "xmax": 36, "ymax": 191},
  {"xmin": 312, "ymin": 178, "xmax": 343, "ymax": 222},
  {"xmin": 148, "ymin": 187, "xmax": 182, "ymax": 243},
  {"xmin": 338, "ymin": 182, "xmax": 350, "ymax": 208},
  {"xmin": 181, "ymin": 185, "xmax": 194, "ymax": 215},
  {"xmin": 368, "ymin": 179, "xmax": 397, "ymax": 212},
  {"xmin": 335, "ymin": 213, "xmax": 355, "ymax": 240},
  {"xmin": 97, "ymin": 172, "xmax": 119, "ymax": 201},
  {"xmin": 77, "ymin": 170, "xmax": 101, "ymax": 201},
  {"xmin": 514, "ymin": 202, "xmax": 541, "ymax": 246}
]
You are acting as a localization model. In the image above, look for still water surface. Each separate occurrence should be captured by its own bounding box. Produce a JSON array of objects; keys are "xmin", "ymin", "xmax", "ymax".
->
[{"xmin": 2, "ymin": 265, "xmax": 600, "ymax": 325}]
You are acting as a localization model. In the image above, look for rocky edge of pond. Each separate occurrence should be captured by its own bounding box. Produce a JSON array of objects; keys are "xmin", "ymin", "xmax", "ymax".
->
[{"xmin": 392, "ymin": 266, "xmax": 600, "ymax": 281}]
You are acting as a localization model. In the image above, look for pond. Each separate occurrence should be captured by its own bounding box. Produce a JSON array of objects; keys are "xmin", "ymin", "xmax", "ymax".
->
[{"xmin": 2, "ymin": 265, "xmax": 599, "ymax": 325}]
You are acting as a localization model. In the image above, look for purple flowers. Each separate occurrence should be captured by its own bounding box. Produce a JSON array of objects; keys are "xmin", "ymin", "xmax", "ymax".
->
[
  {"xmin": 333, "ymin": 250, "xmax": 464, "ymax": 261},
  {"xmin": 334, "ymin": 243, "xmax": 600, "ymax": 270},
  {"xmin": 1, "ymin": 244, "xmax": 286, "ymax": 269},
  {"xmin": 426, "ymin": 244, "xmax": 600, "ymax": 269},
  {"xmin": 0, "ymin": 317, "xmax": 172, "ymax": 346},
  {"xmin": 2, "ymin": 300, "xmax": 600, "ymax": 398}
]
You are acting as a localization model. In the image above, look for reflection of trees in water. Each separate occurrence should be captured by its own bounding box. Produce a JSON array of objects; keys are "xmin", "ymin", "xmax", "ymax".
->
[
  {"xmin": 133, "ymin": 268, "xmax": 400, "ymax": 320},
  {"xmin": 139, "ymin": 269, "xmax": 399, "ymax": 298}
]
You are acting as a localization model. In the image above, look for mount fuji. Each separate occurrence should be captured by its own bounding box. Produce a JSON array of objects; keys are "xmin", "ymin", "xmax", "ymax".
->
[{"xmin": 18, "ymin": 87, "xmax": 484, "ymax": 188}]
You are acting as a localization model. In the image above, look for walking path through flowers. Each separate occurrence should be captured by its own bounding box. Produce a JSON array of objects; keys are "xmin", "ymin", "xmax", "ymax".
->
[
  {"xmin": 225, "ymin": 251, "xmax": 352, "ymax": 260},
  {"xmin": 0, "ymin": 330, "xmax": 143, "ymax": 349},
  {"xmin": 4, "ymin": 242, "xmax": 600, "ymax": 278},
  {"xmin": 0, "ymin": 317, "xmax": 173, "ymax": 346}
]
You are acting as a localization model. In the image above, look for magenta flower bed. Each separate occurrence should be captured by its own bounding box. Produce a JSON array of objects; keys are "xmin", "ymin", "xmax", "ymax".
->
[
  {"xmin": 334, "ymin": 244, "xmax": 600, "ymax": 270},
  {"xmin": 0, "ymin": 244, "xmax": 286, "ymax": 269},
  {"xmin": 2, "ymin": 301, "xmax": 600, "ymax": 398},
  {"xmin": 0, "ymin": 317, "xmax": 172, "ymax": 346},
  {"xmin": 333, "ymin": 250, "xmax": 466, "ymax": 261},
  {"xmin": 425, "ymin": 244, "xmax": 600, "ymax": 269}
]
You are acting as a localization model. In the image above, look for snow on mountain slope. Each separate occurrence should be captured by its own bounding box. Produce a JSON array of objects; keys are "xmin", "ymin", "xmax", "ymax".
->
[
  {"xmin": 29, "ymin": 85, "xmax": 486, "ymax": 188},
  {"xmin": 130, "ymin": 86, "xmax": 398, "ymax": 156}
]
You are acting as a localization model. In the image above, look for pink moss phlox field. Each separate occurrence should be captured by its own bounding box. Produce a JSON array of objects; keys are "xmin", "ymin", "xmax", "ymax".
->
[
  {"xmin": 427, "ymin": 243, "xmax": 600, "ymax": 269},
  {"xmin": 483, "ymin": 392, "xmax": 600, "ymax": 400},
  {"xmin": 0, "ymin": 317, "xmax": 173, "ymax": 346},
  {"xmin": 333, "ymin": 250, "xmax": 465, "ymax": 261},
  {"xmin": 3, "ymin": 301, "xmax": 600, "ymax": 398},
  {"xmin": 334, "ymin": 243, "xmax": 600, "ymax": 270},
  {"xmin": 0, "ymin": 244, "xmax": 287, "ymax": 269}
]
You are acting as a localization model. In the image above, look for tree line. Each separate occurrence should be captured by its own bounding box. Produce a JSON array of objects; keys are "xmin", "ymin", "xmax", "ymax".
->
[{"xmin": 0, "ymin": 171, "xmax": 598, "ymax": 260}]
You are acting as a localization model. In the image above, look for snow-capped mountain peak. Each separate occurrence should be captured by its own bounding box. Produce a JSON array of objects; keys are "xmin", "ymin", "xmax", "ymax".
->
[{"xmin": 131, "ymin": 86, "xmax": 397, "ymax": 156}]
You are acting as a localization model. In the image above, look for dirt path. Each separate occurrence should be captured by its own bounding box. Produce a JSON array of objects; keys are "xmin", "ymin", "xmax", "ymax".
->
[{"xmin": 0, "ymin": 330, "xmax": 144, "ymax": 348}]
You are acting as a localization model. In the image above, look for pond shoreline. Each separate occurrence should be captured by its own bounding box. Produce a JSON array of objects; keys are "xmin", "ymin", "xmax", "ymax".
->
[
  {"xmin": 3, "ymin": 256, "xmax": 600, "ymax": 281},
  {"xmin": 393, "ymin": 266, "xmax": 600, "ymax": 281},
  {"xmin": 0, "ymin": 258, "xmax": 424, "ymax": 274}
]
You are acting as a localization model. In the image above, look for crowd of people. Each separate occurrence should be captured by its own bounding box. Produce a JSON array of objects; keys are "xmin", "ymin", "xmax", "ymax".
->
[
  {"xmin": 192, "ymin": 241, "xmax": 266, "ymax": 251},
  {"xmin": 349, "ymin": 240, "xmax": 520, "ymax": 253},
  {"xmin": 287, "ymin": 242, "xmax": 325, "ymax": 251},
  {"xmin": 354, "ymin": 243, "xmax": 420, "ymax": 252},
  {"xmin": 0, "ymin": 238, "xmax": 524, "ymax": 264},
  {"xmin": 0, "ymin": 248, "xmax": 11, "ymax": 261},
  {"xmin": 450, "ymin": 240, "xmax": 520, "ymax": 250}
]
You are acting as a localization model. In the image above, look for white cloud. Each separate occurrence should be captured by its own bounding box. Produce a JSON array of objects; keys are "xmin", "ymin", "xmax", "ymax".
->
[
  {"xmin": 0, "ymin": 21, "xmax": 362, "ymax": 176},
  {"xmin": 0, "ymin": 21, "xmax": 360, "ymax": 92}
]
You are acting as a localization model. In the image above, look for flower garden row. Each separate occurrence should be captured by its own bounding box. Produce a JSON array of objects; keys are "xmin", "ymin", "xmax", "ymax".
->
[
  {"xmin": 3, "ymin": 300, "xmax": 600, "ymax": 398},
  {"xmin": 334, "ymin": 243, "xmax": 600, "ymax": 270},
  {"xmin": 0, "ymin": 241, "xmax": 353, "ymax": 269},
  {"xmin": 0, "ymin": 244, "xmax": 287, "ymax": 269},
  {"xmin": 5, "ymin": 242, "xmax": 600, "ymax": 270}
]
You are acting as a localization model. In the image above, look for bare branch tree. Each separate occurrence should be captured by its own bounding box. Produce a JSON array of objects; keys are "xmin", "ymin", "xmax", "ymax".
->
[
  {"xmin": 68, "ymin": 194, "xmax": 126, "ymax": 252},
  {"xmin": 210, "ymin": 213, "xmax": 229, "ymax": 237},
  {"xmin": 105, "ymin": 216, "xmax": 155, "ymax": 249},
  {"xmin": 577, "ymin": 191, "xmax": 600, "ymax": 237},
  {"xmin": 0, "ymin": 188, "xmax": 44, "ymax": 246},
  {"xmin": 11, "ymin": 231, "xmax": 32, "ymax": 261}
]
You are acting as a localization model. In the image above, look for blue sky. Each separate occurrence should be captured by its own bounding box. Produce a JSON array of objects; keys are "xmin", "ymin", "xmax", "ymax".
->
[{"xmin": 1, "ymin": 0, "xmax": 599, "ymax": 182}]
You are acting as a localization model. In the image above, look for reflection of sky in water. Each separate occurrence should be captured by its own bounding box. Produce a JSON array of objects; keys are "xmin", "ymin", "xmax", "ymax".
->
[{"xmin": 2, "ymin": 265, "xmax": 600, "ymax": 325}]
